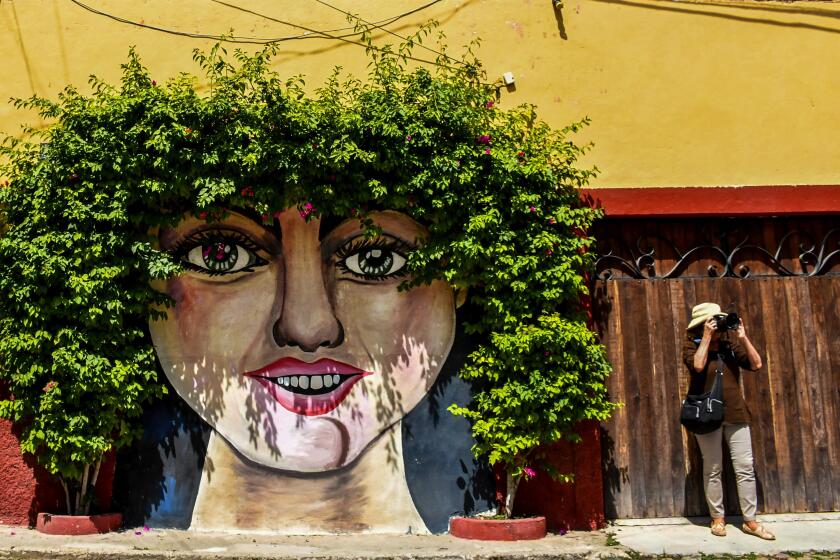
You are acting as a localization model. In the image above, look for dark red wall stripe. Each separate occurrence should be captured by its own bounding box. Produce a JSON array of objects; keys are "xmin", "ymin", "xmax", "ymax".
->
[{"xmin": 581, "ymin": 185, "xmax": 840, "ymax": 218}]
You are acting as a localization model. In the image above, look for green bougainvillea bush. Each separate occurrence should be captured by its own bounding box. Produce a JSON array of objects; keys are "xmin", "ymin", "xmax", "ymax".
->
[{"xmin": 0, "ymin": 29, "xmax": 615, "ymax": 516}]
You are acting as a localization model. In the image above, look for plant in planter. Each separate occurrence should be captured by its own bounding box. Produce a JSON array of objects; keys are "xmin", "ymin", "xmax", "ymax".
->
[
  {"xmin": 0, "ymin": 84, "xmax": 174, "ymax": 527},
  {"xmin": 0, "ymin": 23, "xmax": 615, "ymax": 534}
]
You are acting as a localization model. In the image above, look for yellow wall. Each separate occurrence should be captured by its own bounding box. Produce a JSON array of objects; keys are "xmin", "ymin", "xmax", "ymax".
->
[{"xmin": 2, "ymin": 0, "xmax": 839, "ymax": 188}]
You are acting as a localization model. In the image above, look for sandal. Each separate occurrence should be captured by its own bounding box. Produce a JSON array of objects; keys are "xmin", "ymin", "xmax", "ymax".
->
[
  {"xmin": 742, "ymin": 523, "xmax": 775, "ymax": 540},
  {"xmin": 710, "ymin": 520, "xmax": 726, "ymax": 537}
]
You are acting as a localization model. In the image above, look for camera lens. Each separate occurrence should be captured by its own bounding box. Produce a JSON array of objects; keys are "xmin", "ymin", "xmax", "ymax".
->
[{"xmin": 724, "ymin": 312, "xmax": 740, "ymax": 330}]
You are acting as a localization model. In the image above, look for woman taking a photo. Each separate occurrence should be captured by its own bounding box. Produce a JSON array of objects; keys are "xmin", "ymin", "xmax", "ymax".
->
[{"xmin": 682, "ymin": 302, "xmax": 775, "ymax": 540}]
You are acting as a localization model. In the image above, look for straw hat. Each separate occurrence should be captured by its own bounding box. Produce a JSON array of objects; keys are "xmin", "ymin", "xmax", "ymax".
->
[{"xmin": 686, "ymin": 302, "xmax": 721, "ymax": 331}]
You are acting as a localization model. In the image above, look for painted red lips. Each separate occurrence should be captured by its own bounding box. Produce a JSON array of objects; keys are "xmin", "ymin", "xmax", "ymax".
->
[{"xmin": 244, "ymin": 357, "xmax": 371, "ymax": 416}]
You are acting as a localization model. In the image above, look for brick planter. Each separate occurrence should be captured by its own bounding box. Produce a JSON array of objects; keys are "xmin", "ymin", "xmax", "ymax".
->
[
  {"xmin": 449, "ymin": 516, "xmax": 547, "ymax": 541},
  {"xmin": 36, "ymin": 512, "xmax": 122, "ymax": 535}
]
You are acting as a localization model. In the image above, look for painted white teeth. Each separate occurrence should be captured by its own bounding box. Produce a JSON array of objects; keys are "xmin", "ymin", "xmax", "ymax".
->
[{"xmin": 277, "ymin": 374, "xmax": 345, "ymax": 390}]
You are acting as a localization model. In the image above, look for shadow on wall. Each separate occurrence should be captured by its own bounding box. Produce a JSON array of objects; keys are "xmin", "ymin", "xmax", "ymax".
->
[
  {"xmin": 223, "ymin": 0, "xmax": 484, "ymax": 66},
  {"xmin": 592, "ymin": 0, "xmax": 840, "ymax": 35},
  {"xmin": 553, "ymin": 3, "xmax": 569, "ymax": 40},
  {"xmin": 600, "ymin": 426, "xmax": 627, "ymax": 520},
  {"xmin": 113, "ymin": 307, "xmax": 495, "ymax": 532},
  {"xmin": 112, "ymin": 389, "xmax": 210, "ymax": 529},
  {"xmin": 402, "ymin": 311, "xmax": 496, "ymax": 533},
  {"xmin": 683, "ymin": 432, "xmax": 767, "ymax": 518}
]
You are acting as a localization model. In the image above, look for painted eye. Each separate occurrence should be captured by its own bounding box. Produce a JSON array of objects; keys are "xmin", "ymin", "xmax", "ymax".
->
[
  {"xmin": 342, "ymin": 247, "xmax": 407, "ymax": 278},
  {"xmin": 176, "ymin": 231, "xmax": 267, "ymax": 275},
  {"xmin": 334, "ymin": 235, "xmax": 413, "ymax": 281}
]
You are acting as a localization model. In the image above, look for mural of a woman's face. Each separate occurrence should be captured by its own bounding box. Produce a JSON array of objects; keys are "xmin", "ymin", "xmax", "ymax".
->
[{"xmin": 149, "ymin": 208, "xmax": 456, "ymax": 472}]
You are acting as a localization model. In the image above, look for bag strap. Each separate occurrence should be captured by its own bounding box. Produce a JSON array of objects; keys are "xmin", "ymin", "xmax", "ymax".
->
[{"xmin": 710, "ymin": 354, "xmax": 724, "ymax": 399}]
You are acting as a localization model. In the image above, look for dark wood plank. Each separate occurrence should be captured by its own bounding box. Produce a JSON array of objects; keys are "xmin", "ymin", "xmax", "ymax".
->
[
  {"xmin": 775, "ymin": 279, "xmax": 808, "ymax": 512},
  {"xmin": 600, "ymin": 280, "xmax": 631, "ymax": 519},
  {"xmin": 645, "ymin": 280, "xmax": 676, "ymax": 516},
  {"xmin": 610, "ymin": 279, "xmax": 635, "ymax": 518},
  {"xmin": 740, "ymin": 278, "xmax": 781, "ymax": 514},
  {"xmin": 758, "ymin": 278, "xmax": 795, "ymax": 513},
  {"xmin": 620, "ymin": 280, "xmax": 652, "ymax": 517},
  {"xmin": 811, "ymin": 276, "xmax": 840, "ymax": 511},
  {"xmin": 783, "ymin": 279, "xmax": 819, "ymax": 511},
  {"xmin": 666, "ymin": 280, "xmax": 691, "ymax": 516},
  {"xmin": 796, "ymin": 279, "xmax": 833, "ymax": 512}
]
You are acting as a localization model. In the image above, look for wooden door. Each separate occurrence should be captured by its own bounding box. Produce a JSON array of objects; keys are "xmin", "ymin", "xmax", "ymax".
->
[{"xmin": 592, "ymin": 217, "xmax": 840, "ymax": 518}]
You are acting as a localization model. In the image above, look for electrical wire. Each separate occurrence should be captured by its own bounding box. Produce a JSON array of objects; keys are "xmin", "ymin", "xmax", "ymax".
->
[
  {"xmin": 67, "ymin": 0, "xmax": 446, "ymax": 45},
  {"xmin": 67, "ymin": 0, "xmax": 485, "ymax": 76},
  {"xmin": 207, "ymin": 0, "xmax": 461, "ymax": 70},
  {"xmin": 68, "ymin": 0, "xmax": 272, "ymax": 44},
  {"xmin": 308, "ymin": 0, "xmax": 462, "ymax": 66}
]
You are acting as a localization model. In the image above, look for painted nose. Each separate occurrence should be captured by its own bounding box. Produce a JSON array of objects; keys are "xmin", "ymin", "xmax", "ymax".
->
[{"xmin": 273, "ymin": 210, "xmax": 344, "ymax": 352}]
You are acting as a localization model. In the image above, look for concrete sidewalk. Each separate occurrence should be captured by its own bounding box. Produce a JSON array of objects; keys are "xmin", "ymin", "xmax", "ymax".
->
[
  {"xmin": 0, "ymin": 527, "xmax": 620, "ymax": 560},
  {"xmin": 0, "ymin": 513, "xmax": 838, "ymax": 559},
  {"xmin": 609, "ymin": 512, "xmax": 840, "ymax": 556}
]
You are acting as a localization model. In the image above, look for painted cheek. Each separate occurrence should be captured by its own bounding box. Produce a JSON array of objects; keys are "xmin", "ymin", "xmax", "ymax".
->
[
  {"xmin": 345, "ymin": 282, "xmax": 453, "ymax": 399},
  {"xmin": 165, "ymin": 278, "xmax": 202, "ymax": 343},
  {"xmin": 167, "ymin": 277, "xmax": 192, "ymax": 310}
]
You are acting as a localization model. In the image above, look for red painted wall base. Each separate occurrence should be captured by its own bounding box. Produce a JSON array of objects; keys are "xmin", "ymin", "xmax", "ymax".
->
[
  {"xmin": 507, "ymin": 420, "xmax": 605, "ymax": 532},
  {"xmin": 0, "ymin": 384, "xmax": 116, "ymax": 526}
]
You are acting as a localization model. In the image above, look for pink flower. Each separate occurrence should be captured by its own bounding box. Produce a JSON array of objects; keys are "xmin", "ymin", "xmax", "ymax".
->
[
  {"xmin": 43, "ymin": 381, "xmax": 57, "ymax": 393},
  {"xmin": 240, "ymin": 186, "xmax": 254, "ymax": 197},
  {"xmin": 484, "ymin": 149, "xmax": 491, "ymax": 155},
  {"xmin": 478, "ymin": 135, "xmax": 491, "ymax": 144},
  {"xmin": 406, "ymin": 134, "xmax": 413, "ymax": 141},
  {"xmin": 544, "ymin": 351, "xmax": 551, "ymax": 356},
  {"xmin": 485, "ymin": 100, "xmax": 494, "ymax": 109},
  {"xmin": 299, "ymin": 202, "xmax": 315, "ymax": 218},
  {"xmin": 198, "ymin": 211, "xmax": 208, "ymax": 220},
  {"xmin": 523, "ymin": 467, "xmax": 537, "ymax": 478},
  {"xmin": 548, "ymin": 218, "xmax": 556, "ymax": 225},
  {"xmin": 545, "ymin": 249, "xmax": 553, "ymax": 256},
  {"xmin": 143, "ymin": 525, "xmax": 150, "ymax": 532},
  {"xmin": 151, "ymin": 80, "xmax": 157, "ymax": 86},
  {"xmin": 529, "ymin": 206, "xmax": 537, "ymax": 213}
]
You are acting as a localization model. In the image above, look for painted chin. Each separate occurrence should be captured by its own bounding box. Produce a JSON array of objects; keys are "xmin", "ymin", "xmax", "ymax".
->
[{"xmin": 244, "ymin": 357, "xmax": 371, "ymax": 416}]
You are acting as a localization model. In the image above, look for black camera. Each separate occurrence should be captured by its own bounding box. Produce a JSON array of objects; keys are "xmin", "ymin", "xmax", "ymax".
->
[{"xmin": 713, "ymin": 312, "xmax": 740, "ymax": 332}]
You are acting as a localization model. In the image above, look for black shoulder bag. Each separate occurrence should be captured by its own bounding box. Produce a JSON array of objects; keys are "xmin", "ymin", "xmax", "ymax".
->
[{"xmin": 680, "ymin": 354, "xmax": 724, "ymax": 434}]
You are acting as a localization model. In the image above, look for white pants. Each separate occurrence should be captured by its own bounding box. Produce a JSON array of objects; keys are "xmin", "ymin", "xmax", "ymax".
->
[{"xmin": 695, "ymin": 422, "xmax": 758, "ymax": 521}]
